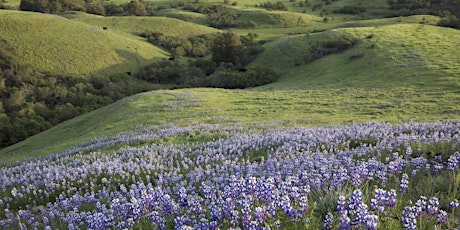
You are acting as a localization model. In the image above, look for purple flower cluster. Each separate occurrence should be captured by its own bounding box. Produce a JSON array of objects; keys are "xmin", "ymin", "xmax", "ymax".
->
[
  {"xmin": 401, "ymin": 195, "xmax": 450, "ymax": 229},
  {"xmin": 0, "ymin": 121, "xmax": 459, "ymax": 229}
]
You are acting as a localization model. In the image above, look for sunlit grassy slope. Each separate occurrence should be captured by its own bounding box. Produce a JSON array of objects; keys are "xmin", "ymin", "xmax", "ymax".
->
[
  {"xmin": 0, "ymin": 10, "xmax": 169, "ymax": 76},
  {"xmin": 2, "ymin": 84, "xmax": 460, "ymax": 163},
  {"xmin": 252, "ymin": 22, "xmax": 460, "ymax": 90},
  {"xmin": 1, "ymin": 3, "xmax": 459, "ymax": 164},
  {"xmin": 76, "ymin": 16, "xmax": 219, "ymax": 37}
]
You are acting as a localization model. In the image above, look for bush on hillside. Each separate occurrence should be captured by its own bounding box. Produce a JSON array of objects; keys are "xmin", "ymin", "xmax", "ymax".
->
[
  {"xmin": 136, "ymin": 31, "xmax": 275, "ymax": 89},
  {"xmin": 333, "ymin": 6, "xmax": 366, "ymax": 15},
  {"xmin": 189, "ymin": 66, "xmax": 280, "ymax": 89},
  {"xmin": 306, "ymin": 33, "xmax": 359, "ymax": 62},
  {"xmin": 388, "ymin": 0, "xmax": 460, "ymax": 29},
  {"xmin": 181, "ymin": 3, "xmax": 241, "ymax": 28},
  {"xmin": 259, "ymin": 1, "xmax": 288, "ymax": 11},
  {"xmin": 140, "ymin": 32, "xmax": 216, "ymax": 58},
  {"xmin": 438, "ymin": 11, "xmax": 460, "ymax": 29}
]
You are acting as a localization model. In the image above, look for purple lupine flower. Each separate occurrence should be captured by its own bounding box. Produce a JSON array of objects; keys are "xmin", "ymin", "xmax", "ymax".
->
[
  {"xmin": 401, "ymin": 206, "xmax": 417, "ymax": 230},
  {"xmin": 352, "ymin": 203, "xmax": 369, "ymax": 226},
  {"xmin": 436, "ymin": 209, "xmax": 447, "ymax": 224},
  {"xmin": 447, "ymin": 153, "xmax": 459, "ymax": 171},
  {"xmin": 177, "ymin": 187, "xmax": 188, "ymax": 207},
  {"xmin": 209, "ymin": 202, "xmax": 223, "ymax": 222},
  {"xmin": 432, "ymin": 164, "xmax": 443, "ymax": 174},
  {"xmin": 337, "ymin": 195, "xmax": 347, "ymax": 215},
  {"xmin": 405, "ymin": 146, "xmax": 413, "ymax": 158},
  {"xmin": 337, "ymin": 213, "xmax": 351, "ymax": 230},
  {"xmin": 449, "ymin": 199, "xmax": 459, "ymax": 208},
  {"xmin": 146, "ymin": 210, "xmax": 166, "ymax": 230},
  {"xmin": 273, "ymin": 219, "xmax": 281, "ymax": 229},
  {"xmin": 399, "ymin": 173, "xmax": 409, "ymax": 194},
  {"xmin": 387, "ymin": 189, "xmax": 397, "ymax": 208},
  {"xmin": 413, "ymin": 196, "xmax": 427, "ymax": 218},
  {"xmin": 348, "ymin": 190, "xmax": 362, "ymax": 209},
  {"xmin": 323, "ymin": 212, "xmax": 334, "ymax": 230},
  {"xmin": 298, "ymin": 195, "xmax": 309, "ymax": 213},
  {"xmin": 254, "ymin": 206, "xmax": 265, "ymax": 224},
  {"xmin": 364, "ymin": 214, "xmax": 378, "ymax": 230},
  {"xmin": 427, "ymin": 197, "xmax": 439, "ymax": 216}
]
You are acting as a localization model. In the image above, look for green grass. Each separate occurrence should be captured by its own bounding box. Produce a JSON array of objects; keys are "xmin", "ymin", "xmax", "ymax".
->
[
  {"xmin": 251, "ymin": 23, "xmax": 460, "ymax": 90},
  {"xmin": 0, "ymin": 10, "xmax": 168, "ymax": 76},
  {"xmin": 1, "ymin": 87, "xmax": 459, "ymax": 163},
  {"xmin": 76, "ymin": 16, "xmax": 219, "ymax": 37},
  {"xmin": 156, "ymin": 8, "xmax": 209, "ymax": 25},
  {"xmin": 1, "ymin": 2, "xmax": 459, "ymax": 164}
]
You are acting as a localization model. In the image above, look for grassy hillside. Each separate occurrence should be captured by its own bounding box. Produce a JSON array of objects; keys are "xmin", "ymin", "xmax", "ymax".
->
[
  {"xmin": 1, "ymin": 2, "xmax": 459, "ymax": 163},
  {"xmin": 252, "ymin": 22, "xmax": 460, "ymax": 90},
  {"xmin": 2, "ymin": 85, "xmax": 459, "ymax": 163},
  {"xmin": 0, "ymin": 10, "xmax": 168, "ymax": 76},
  {"xmin": 76, "ymin": 16, "xmax": 219, "ymax": 37}
]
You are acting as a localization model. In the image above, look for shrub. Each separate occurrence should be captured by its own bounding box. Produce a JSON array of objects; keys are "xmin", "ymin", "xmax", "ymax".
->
[
  {"xmin": 333, "ymin": 5, "xmax": 366, "ymax": 15},
  {"xmin": 188, "ymin": 66, "xmax": 280, "ymax": 89},
  {"xmin": 308, "ymin": 33, "xmax": 359, "ymax": 62},
  {"xmin": 259, "ymin": 1, "xmax": 288, "ymax": 11}
]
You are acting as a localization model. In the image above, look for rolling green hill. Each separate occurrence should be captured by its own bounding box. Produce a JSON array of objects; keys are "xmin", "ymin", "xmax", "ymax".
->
[
  {"xmin": 2, "ymin": 16, "xmax": 460, "ymax": 161},
  {"xmin": 75, "ymin": 16, "xmax": 219, "ymax": 37},
  {"xmin": 1, "ymin": 1, "xmax": 459, "ymax": 163},
  {"xmin": 0, "ymin": 10, "xmax": 169, "ymax": 76},
  {"xmin": 252, "ymin": 22, "xmax": 460, "ymax": 90}
]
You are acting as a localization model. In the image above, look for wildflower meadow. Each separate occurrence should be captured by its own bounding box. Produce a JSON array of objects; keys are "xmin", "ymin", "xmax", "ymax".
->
[{"xmin": 0, "ymin": 121, "xmax": 459, "ymax": 229}]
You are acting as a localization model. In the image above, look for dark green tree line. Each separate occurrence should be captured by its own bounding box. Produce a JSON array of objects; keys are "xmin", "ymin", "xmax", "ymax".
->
[{"xmin": 388, "ymin": 0, "xmax": 460, "ymax": 29}]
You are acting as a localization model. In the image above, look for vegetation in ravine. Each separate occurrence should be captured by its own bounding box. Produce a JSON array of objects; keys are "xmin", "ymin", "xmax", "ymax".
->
[
  {"xmin": 137, "ymin": 31, "xmax": 278, "ymax": 89},
  {"xmin": 0, "ymin": 42, "xmax": 162, "ymax": 148}
]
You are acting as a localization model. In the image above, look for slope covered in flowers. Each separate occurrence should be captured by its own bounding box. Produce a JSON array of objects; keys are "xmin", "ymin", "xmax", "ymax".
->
[{"xmin": 0, "ymin": 121, "xmax": 459, "ymax": 229}]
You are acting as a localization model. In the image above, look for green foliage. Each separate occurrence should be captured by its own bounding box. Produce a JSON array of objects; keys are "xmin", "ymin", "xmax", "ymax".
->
[
  {"xmin": 211, "ymin": 31, "xmax": 245, "ymax": 66},
  {"xmin": 136, "ymin": 60, "xmax": 279, "ymax": 89},
  {"xmin": 308, "ymin": 32, "xmax": 359, "ymax": 62},
  {"xmin": 208, "ymin": 8, "xmax": 240, "ymax": 28},
  {"xmin": 259, "ymin": 1, "xmax": 288, "ymax": 11},
  {"xmin": 388, "ymin": 0, "xmax": 460, "ymax": 28},
  {"xmin": 180, "ymin": 3, "xmax": 241, "ymax": 28},
  {"xmin": 19, "ymin": 0, "xmax": 85, "ymax": 13},
  {"xmin": 140, "ymin": 32, "xmax": 215, "ymax": 58},
  {"xmin": 194, "ymin": 66, "xmax": 280, "ymax": 89},
  {"xmin": 136, "ymin": 30, "xmax": 272, "ymax": 89},
  {"xmin": 0, "ymin": 42, "xmax": 157, "ymax": 148},
  {"xmin": 127, "ymin": 0, "xmax": 146, "ymax": 16},
  {"xmin": 333, "ymin": 5, "xmax": 366, "ymax": 15}
]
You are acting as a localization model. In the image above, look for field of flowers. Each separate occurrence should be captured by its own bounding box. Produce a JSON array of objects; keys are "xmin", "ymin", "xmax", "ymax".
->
[{"xmin": 0, "ymin": 121, "xmax": 459, "ymax": 229}]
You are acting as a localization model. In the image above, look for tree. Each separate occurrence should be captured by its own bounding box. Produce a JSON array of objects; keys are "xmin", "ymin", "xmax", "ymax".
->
[
  {"xmin": 211, "ymin": 31, "xmax": 244, "ymax": 66},
  {"xmin": 127, "ymin": 0, "xmax": 146, "ymax": 16}
]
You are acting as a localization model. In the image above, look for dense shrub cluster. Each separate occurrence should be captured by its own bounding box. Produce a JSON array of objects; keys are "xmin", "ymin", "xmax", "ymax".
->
[
  {"xmin": 136, "ymin": 31, "xmax": 274, "ymax": 89},
  {"xmin": 306, "ymin": 33, "xmax": 359, "ymax": 63},
  {"xmin": 180, "ymin": 3, "xmax": 242, "ymax": 28},
  {"xmin": 19, "ymin": 0, "xmax": 156, "ymax": 16},
  {"xmin": 137, "ymin": 60, "xmax": 279, "ymax": 89},
  {"xmin": 190, "ymin": 66, "xmax": 280, "ymax": 89},
  {"xmin": 333, "ymin": 5, "xmax": 366, "ymax": 15},
  {"xmin": 0, "ymin": 43, "xmax": 155, "ymax": 148},
  {"xmin": 258, "ymin": 1, "xmax": 288, "ymax": 11},
  {"xmin": 140, "ymin": 33, "xmax": 215, "ymax": 58},
  {"xmin": 388, "ymin": 0, "xmax": 460, "ymax": 29}
]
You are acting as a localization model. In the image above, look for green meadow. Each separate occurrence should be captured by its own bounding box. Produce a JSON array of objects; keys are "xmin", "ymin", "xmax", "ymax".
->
[
  {"xmin": 0, "ymin": 0, "xmax": 459, "ymax": 162},
  {"xmin": 0, "ymin": 0, "xmax": 460, "ymax": 229}
]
